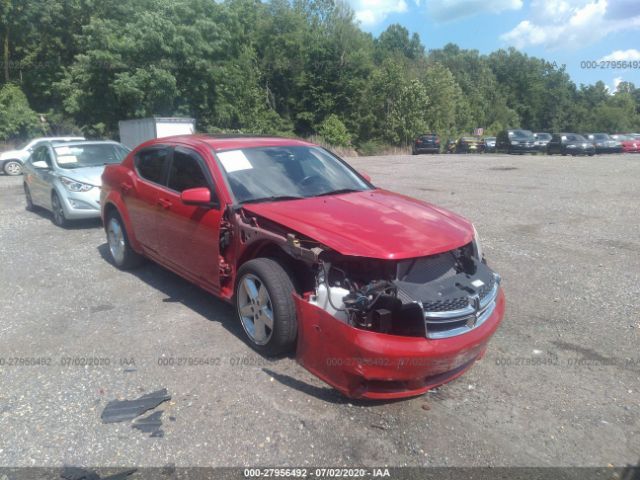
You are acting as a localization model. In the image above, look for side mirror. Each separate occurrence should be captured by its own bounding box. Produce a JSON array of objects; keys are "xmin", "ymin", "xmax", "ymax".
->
[
  {"xmin": 32, "ymin": 160, "xmax": 49, "ymax": 170},
  {"xmin": 360, "ymin": 171, "xmax": 372, "ymax": 183},
  {"xmin": 181, "ymin": 187, "xmax": 213, "ymax": 207}
]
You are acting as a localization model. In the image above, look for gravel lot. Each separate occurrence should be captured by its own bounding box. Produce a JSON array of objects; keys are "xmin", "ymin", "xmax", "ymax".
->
[{"xmin": 0, "ymin": 153, "xmax": 638, "ymax": 469}]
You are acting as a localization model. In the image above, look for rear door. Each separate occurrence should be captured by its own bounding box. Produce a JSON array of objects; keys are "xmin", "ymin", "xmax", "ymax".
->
[
  {"xmin": 155, "ymin": 146, "xmax": 223, "ymax": 292},
  {"xmin": 125, "ymin": 146, "xmax": 171, "ymax": 254}
]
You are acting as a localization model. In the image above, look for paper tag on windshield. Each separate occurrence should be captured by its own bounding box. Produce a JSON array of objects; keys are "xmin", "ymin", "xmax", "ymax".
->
[
  {"xmin": 218, "ymin": 150, "xmax": 252, "ymax": 173},
  {"xmin": 57, "ymin": 155, "xmax": 78, "ymax": 164},
  {"xmin": 55, "ymin": 146, "xmax": 72, "ymax": 155}
]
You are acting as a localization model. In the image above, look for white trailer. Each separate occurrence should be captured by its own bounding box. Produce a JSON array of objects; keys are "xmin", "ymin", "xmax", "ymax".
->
[{"xmin": 118, "ymin": 117, "xmax": 196, "ymax": 150}]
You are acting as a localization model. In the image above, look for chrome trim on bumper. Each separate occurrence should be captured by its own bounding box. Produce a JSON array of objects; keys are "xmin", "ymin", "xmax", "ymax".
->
[{"xmin": 423, "ymin": 274, "xmax": 501, "ymax": 339}]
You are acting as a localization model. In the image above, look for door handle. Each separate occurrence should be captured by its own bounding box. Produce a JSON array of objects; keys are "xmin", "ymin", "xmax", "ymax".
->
[
  {"xmin": 158, "ymin": 198, "xmax": 173, "ymax": 209},
  {"xmin": 121, "ymin": 182, "xmax": 133, "ymax": 193}
]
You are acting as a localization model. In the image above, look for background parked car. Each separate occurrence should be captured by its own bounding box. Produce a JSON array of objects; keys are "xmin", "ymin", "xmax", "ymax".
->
[
  {"xmin": 611, "ymin": 134, "xmax": 640, "ymax": 153},
  {"xmin": 483, "ymin": 136, "xmax": 496, "ymax": 153},
  {"xmin": 583, "ymin": 133, "xmax": 622, "ymax": 154},
  {"xmin": 546, "ymin": 133, "xmax": 595, "ymax": 156},
  {"xmin": 0, "ymin": 136, "xmax": 84, "ymax": 176},
  {"xmin": 412, "ymin": 133, "xmax": 440, "ymax": 154},
  {"xmin": 496, "ymin": 129, "xmax": 536, "ymax": 154},
  {"xmin": 533, "ymin": 132, "xmax": 552, "ymax": 152},
  {"xmin": 444, "ymin": 138, "xmax": 457, "ymax": 154},
  {"xmin": 23, "ymin": 140, "xmax": 130, "ymax": 227},
  {"xmin": 455, "ymin": 136, "xmax": 484, "ymax": 153}
]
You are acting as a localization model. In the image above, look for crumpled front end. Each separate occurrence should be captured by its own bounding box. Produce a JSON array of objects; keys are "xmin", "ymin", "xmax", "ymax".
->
[
  {"xmin": 227, "ymin": 206, "xmax": 506, "ymax": 400},
  {"xmin": 292, "ymin": 241, "xmax": 506, "ymax": 399}
]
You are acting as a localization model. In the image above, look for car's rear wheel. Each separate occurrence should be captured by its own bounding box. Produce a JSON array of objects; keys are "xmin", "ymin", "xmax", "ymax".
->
[
  {"xmin": 24, "ymin": 184, "xmax": 34, "ymax": 211},
  {"xmin": 3, "ymin": 160, "xmax": 23, "ymax": 176},
  {"xmin": 51, "ymin": 192, "xmax": 68, "ymax": 228},
  {"xmin": 235, "ymin": 258, "xmax": 297, "ymax": 356},
  {"xmin": 106, "ymin": 211, "xmax": 144, "ymax": 270}
]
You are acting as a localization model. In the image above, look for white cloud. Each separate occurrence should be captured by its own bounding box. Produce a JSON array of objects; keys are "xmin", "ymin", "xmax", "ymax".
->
[
  {"xmin": 428, "ymin": 0, "xmax": 523, "ymax": 22},
  {"xmin": 353, "ymin": 0, "xmax": 408, "ymax": 26},
  {"xmin": 605, "ymin": 76, "xmax": 623, "ymax": 94},
  {"xmin": 599, "ymin": 49, "xmax": 640, "ymax": 61},
  {"xmin": 500, "ymin": 0, "xmax": 640, "ymax": 50}
]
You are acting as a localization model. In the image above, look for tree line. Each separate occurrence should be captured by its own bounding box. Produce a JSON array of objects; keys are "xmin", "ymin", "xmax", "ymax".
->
[{"xmin": 1, "ymin": 0, "xmax": 639, "ymax": 151}]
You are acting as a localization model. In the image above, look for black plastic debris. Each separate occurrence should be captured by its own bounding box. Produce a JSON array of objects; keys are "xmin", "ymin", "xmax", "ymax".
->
[
  {"xmin": 61, "ymin": 466, "xmax": 136, "ymax": 480},
  {"xmin": 100, "ymin": 389, "xmax": 171, "ymax": 424},
  {"xmin": 132, "ymin": 411, "xmax": 164, "ymax": 437}
]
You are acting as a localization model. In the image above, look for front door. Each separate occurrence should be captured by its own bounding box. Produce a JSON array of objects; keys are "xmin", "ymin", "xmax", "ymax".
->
[
  {"xmin": 155, "ymin": 146, "xmax": 222, "ymax": 293},
  {"xmin": 28, "ymin": 146, "xmax": 55, "ymax": 207}
]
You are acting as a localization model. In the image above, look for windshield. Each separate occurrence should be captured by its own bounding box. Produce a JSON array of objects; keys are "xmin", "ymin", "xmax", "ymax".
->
[
  {"xmin": 509, "ymin": 130, "xmax": 534, "ymax": 139},
  {"xmin": 535, "ymin": 133, "xmax": 551, "ymax": 140},
  {"xmin": 216, "ymin": 146, "xmax": 371, "ymax": 204},
  {"xmin": 53, "ymin": 143, "xmax": 129, "ymax": 169}
]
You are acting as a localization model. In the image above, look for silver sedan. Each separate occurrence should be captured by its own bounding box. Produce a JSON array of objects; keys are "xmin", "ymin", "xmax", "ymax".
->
[{"xmin": 22, "ymin": 141, "xmax": 130, "ymax": 227}]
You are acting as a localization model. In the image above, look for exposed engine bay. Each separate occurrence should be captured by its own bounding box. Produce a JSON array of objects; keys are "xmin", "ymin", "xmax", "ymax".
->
[
  {"xmin": 310, "ymin": 242, "xmax": 500, "ymax": 339},
  {"xmin": 226, "ymin": 208, "xmax": 500, "ymax": 340}
]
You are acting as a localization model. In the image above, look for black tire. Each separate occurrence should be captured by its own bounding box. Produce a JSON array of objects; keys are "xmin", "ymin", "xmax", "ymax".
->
[
  {"xmin": 235, "ymin": 258, "xmax": 297, "ymax": 356},
  {"xmin": 3, "ymin": 160, "xmax": 23, "ymax": 176},
  {"xmin": 105, "ymin": 210, "xmax": 144, "ymax": 270},
  {"xmin": 24, "ymin": 184, "xmax": 34, "ymax": 211},
  {"xmin": 51, "ymin": 192, "xmax": 68, "ymax": 228}
]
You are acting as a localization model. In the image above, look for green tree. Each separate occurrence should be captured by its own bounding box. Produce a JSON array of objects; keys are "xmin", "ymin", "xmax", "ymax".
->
[
  {"xmin": 317, "ymin": 113, "xmax": 351, "ymax": 146},
  {"xmin": 0, "ymin": 83, "xmax": 41, "ymax": 140}
]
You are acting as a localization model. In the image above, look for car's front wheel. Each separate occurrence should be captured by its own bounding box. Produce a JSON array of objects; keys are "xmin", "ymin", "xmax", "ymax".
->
[
  {"xmin": 3, "ymin": 160, "xmax": 23, "ymax": 176},
  {"xmin": 235, "ymin": 258, "xmax": 297, "ymax": 356},
  {"xmin": 105, "ymin": 211, "xmax": 144, "ymax": 270},
  {"xmin": 24, "ymin": 184, "xmax": 34, "ymax": 211},
  {"xmin": 51, "ymin": 192, "xmax": 68, "ymax": 228}
]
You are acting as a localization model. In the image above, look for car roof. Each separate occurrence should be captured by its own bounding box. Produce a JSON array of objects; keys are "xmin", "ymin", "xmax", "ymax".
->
[
  {"xmin": 138, "ymin": 134, "xmax": 316, "ymax": 152},
  {"xmin": 36, "ymin": 136, "xmax": 84, "ymax": 141},
  {"xmin": 50, "ymin": 140, "xmax": 124, "ymax": 147}
]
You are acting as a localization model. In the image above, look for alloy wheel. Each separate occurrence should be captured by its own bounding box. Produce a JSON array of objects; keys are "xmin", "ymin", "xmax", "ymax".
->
[
  {"xmin": 52, "ymin": 194, "xmax": 66, "ymax": 226},
  {"xmin": 237, "ymin": 274, "xmax": 274, "ymax": 346},
  {"xmin": 107, "ymin": 217, "xmax": 126, "ymax": 266},
  {"xmin": 4, "ymin": 161, "xmax": 22, "ymax": 176},
  {"xmin": 24, "ymin": 184, "xmax": 33, "ymax": 210}
]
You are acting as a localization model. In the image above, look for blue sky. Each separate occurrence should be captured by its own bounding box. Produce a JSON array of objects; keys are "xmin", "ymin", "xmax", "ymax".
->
[{"xmin": 347, "ymin": 0, "xmax": 640, "ymax": 90}]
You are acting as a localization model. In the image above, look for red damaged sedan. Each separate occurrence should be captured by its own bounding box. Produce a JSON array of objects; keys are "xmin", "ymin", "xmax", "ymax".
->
[{"xmin": 101, "ymin": 135, "xmax": 505, "ymax": 399}]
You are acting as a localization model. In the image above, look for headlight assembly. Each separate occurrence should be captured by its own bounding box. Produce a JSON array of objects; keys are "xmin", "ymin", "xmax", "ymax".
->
[{"xmin": 60, "ymin": 176, "xmax": 94, "ymax": 192}]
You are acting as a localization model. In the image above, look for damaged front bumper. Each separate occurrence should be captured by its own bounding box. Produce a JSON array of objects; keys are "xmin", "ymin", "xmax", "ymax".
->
[{"xmin": 294, "ymin": 288, "xmax": 505, "ymax": 400}]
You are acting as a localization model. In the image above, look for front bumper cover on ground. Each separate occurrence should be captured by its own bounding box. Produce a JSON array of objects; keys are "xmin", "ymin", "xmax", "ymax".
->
[{"xmin": 294, "ymin": 288, "xmax": 506, "ymax": 399}]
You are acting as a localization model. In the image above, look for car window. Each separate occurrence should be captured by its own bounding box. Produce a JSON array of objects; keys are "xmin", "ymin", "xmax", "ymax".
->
[
  {"xmin": 167, "ymin": 149, "xmax": 209, "ymax": 192},
  {"xmin": 53, "ymin": 143, "xmax": 129, "ymax": 169},
  {"xmin": 44, "ymin": 148, "xmax": 54, "ymax": 166},
  {"xmin": 135, "ymin": 147, "xmax": 170, "ymax": 185},
  {"xmin": 30, "ymin": 141, "xmax": 45, "ymax": 151},
  {"xmin": 218, "ymin": 146, "xmax": 369, "ymax": 203}
]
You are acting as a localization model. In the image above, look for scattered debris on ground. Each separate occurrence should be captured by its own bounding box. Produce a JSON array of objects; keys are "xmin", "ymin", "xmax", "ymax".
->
[
  {"xmin": 100, "ymin": 389, "xmax": 171, "ymax": 424},
  {"xmin": 132, "ymin": 411, "xmax": 164, "ymax": 437}
]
